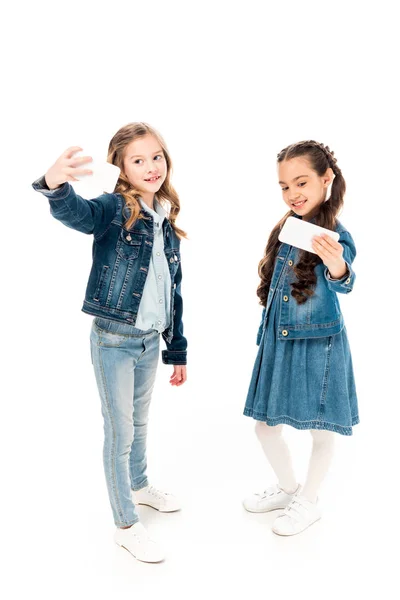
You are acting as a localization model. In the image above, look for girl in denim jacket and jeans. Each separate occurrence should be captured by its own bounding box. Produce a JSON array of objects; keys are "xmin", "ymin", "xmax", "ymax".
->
[
  {"xmin": 32, "ymin": 123, "xmax": 187, "ymax": 563},
  {"xmin": 243, "ymin": 141, "xmax": 359, "ymax": 536}
]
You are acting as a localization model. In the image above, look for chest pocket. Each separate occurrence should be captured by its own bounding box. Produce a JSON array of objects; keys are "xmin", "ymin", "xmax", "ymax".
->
[{"xmin": 116, "ymin": 230, "xmax": 142, "ymax": 260}]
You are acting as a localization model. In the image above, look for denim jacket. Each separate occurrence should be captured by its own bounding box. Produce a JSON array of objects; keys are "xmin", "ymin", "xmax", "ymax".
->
[
  {"xmin": 256, "ymin": 220, "xmax": 356, "ymax": 345},
  {"xmin": 32, "ymin": 177, "xmax": 187, "ymax": 365}
]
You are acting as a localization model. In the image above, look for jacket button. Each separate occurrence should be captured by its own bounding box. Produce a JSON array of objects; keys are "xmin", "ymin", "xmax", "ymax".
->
[
  {"xmin": 126, "ymin": 234, "xmax": 132, "ymax": 241},
  {"xmin": 283, "ymin": 295, "xmax": 289, "ymax": 302},
  {"xmin": 170, "ymin": 257, "xmax": 174, "ymax": 263},
  {"xmin": 345, "ymin": 277, "xmax": 351, "ymax": 284},
  {"xmin": 288, "ymin": 260, "xmax": 293, "ymax": 266},
  {"xmin": 282, "ymin": 330, "xmax": 288, "ymax": 336}
]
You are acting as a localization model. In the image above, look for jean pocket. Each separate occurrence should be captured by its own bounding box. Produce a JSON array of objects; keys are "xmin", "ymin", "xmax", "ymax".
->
[{"xmin": 94, "ymin": 324, "xmax": 128, "ymax": 348}]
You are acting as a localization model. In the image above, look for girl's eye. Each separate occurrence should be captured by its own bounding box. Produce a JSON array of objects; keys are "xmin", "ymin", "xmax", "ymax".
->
[
  {"xmin": 134, "ymin": 159, "xmax": 143, "ymax": 165},
  {"xmin": 298, "ymin": 182, "xmax": 306, "ymax": 187},
  {"xmin": 281, "ymin": 187, "xmax": 288, "ymax": 192},
  {"xmin": 154, "ymin": 154, "xmax": 163, "ymax": 161}
]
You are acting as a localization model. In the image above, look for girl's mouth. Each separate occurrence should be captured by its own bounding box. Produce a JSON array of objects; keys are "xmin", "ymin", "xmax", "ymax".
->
[
  {"xmin": 292, "ymin": 199, "xmax": 307, "ymax": 208},
  {"xmin": 144, "ymin": 175, "xmax": 161, "ymax": 183}
]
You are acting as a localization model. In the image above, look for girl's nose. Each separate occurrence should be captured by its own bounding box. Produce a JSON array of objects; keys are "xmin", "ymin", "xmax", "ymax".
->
[
  {"xmin": 146, "ymin": 160, "xmax": 157, "ymax": 172},
  {"xmin": 288, "ymin": 190, "xmax": 300, "ymax": 201}
]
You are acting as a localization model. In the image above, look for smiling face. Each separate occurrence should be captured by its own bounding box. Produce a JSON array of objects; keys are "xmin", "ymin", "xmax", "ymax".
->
[
  {"xmin": 122, "ymin": 134, "xmax": 167, "ymax": 205},
  {"xmin": 278, "ymin": 156, "xmax": 334, "ymax": 220}
]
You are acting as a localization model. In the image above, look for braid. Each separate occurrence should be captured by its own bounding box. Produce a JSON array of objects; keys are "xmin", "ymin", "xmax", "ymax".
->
[
  {"xmin": 312, "ymin": 142, "xmax": 340, "ymax": 176},
  {"xmin": 278, "ymin": 140, "xmax": 340, "ymax": 175}
]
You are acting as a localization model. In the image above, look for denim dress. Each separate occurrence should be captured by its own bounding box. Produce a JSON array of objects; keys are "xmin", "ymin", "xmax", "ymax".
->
[{"xmin": 243, "ymin": 249, "xmax": 359, "ymax": 436}]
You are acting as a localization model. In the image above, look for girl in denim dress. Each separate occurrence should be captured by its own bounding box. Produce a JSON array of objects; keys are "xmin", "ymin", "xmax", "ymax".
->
[
  {"xmin": 243, "ymin": 141, "xmax": 359, "ymax": 536},
  {"xmin": 32, "ymin": 123, "xmax": 187, "ymax": 563}
]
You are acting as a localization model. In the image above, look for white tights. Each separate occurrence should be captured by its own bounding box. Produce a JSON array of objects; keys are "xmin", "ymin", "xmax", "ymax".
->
[{"xmin": 254, "ymin": 422, "xmax": 335, "ymax": 503}]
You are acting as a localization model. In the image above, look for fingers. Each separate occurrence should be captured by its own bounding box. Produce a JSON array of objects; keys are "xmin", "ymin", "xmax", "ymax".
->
[
  {"xmin": 170, "ymin": 367, "xmax": 187, "ymax": 386},
  {"xmin": 312, "ymin": 240, "xmax": 333, "ymax": 262},
  {"xmin": 170, "ymin": 373, "xmax": 183, "ymax": 386},
  {"xmin": 69, "ymin": 155, "xmax": 93, "ymax": 168},
  {"xmin": 64, "ymin": 166, "xmax": 93, "ymax": 177},
  {"xmin": 320, "ymin": 234, "xmax": 341, "ymax": 252},
  {"xmin": 312, "ymin": 236, "xmax": 330, "ymax": 256},
  {"xmin": 62, "ymin": 147, "xmax": 93, "ymax": 168},
  {"xmin": 312, "ymin": 234, "xmax": 342, "ymax": 258},
  {"xmin": 63, "ymin": 146, "xmax": 83, "ymax": 159}
]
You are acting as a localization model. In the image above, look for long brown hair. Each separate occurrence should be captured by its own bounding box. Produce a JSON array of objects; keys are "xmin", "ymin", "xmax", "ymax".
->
[
  {"xmin": 257, "ymin": 141, "xmax": 346, "ymax": 306},
  {"xmin": 107, "ymin": 122, "xmax": 187, "ymax": 239}
]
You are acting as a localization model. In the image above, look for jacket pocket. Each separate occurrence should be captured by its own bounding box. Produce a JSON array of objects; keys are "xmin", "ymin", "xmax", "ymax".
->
[
  {"xmin": 116, "ymin": 230, "xmax": 142, "ymax": 260},
  {"xmin": 93, "ymin": 265, "xmax": 110, "ymax": 302}
]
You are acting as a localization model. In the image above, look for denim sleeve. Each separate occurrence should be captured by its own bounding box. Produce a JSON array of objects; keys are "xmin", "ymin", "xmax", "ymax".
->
[
  {"xmin": 323, "ymin": 230, "xmax": 356, "ymax": 294},
  {"xmin": 162, "ymin": 261, "xmax": 187, "ymax": 365},
  {"xmin": 256, "ymin": 306, "xmax": 266, "ymax": 346},
  {"xmin": 32, "ymin": 176, "xmax": 117, "ymax": 240}
]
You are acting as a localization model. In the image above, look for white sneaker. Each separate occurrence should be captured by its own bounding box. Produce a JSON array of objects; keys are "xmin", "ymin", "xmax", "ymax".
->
[
  {"xmin": 272, "ymin": 494, "xmax": 321, "ymax": 536},
  {"xmin": 114, "ymin": 522, "xmax": 165, "ymax": 563},
  {"xmin": 243, "ymin": 484, "xmax": 300, "ymax": 513},
  {"xmin": 133, "ymin": 485, "xmax": 181, "ymax": 512}
]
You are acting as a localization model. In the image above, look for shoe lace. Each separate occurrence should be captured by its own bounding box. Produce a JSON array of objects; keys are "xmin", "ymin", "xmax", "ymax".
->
[
  {"xmin": 130, "ymin": 525, "xmax": 150, "ymax": 543},
  {"xmin": 147, "ymin": 485, "xmax": 169, "ymax": 500}
]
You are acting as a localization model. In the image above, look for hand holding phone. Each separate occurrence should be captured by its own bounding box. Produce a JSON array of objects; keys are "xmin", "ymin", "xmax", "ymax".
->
[
  {"xmin": 278, "ymin": 216, "xmax": 339, "ymax": 254},
  {"xmin": 45, "ymin": 146, "xmax": 93, "ymax": 190},
  {"xmin": 72, "ymin": 150, "xmax": 120, "ymax": 196}
]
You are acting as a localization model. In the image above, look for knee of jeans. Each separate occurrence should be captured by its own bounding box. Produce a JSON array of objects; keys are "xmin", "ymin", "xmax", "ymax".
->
[
  {"xmin": 255, "ymin": 421, "xmax": 283, "ymax": 440},
  {"xmin": 115, "ymin": 430, "xmax": 134, "ymax": 454},
  {"xmin": 133, "ymin": 415, "xmax": 149, "ymax": 429}
]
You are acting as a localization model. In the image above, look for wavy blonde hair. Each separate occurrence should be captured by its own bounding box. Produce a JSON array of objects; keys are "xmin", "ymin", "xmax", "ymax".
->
[{"xmin": 107, "ymin": 122, "xmax": 187, "ymax": 239}]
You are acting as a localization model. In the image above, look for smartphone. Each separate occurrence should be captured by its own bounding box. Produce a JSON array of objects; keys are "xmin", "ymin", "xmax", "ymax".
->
[
  {"xmin": 72, "ymin": 150, "xmax": 121, "ymax": 197},
  {"xmin": 278, "ymin": 216, "xmax": 340, "ymax": 254}
]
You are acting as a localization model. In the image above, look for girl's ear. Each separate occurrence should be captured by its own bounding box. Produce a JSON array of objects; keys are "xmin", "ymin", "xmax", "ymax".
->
[{"xmin": 322, "ymin": 167, "xmax": 335, "ymax": 188}]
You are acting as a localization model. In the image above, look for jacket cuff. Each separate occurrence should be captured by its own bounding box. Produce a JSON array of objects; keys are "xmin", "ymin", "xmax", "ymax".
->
[
  {"xmin": 162, "ymin": 350, "xmax": 187, "ymax": 365},
  {"xmin": 32, "ymin": 176, "xmax": 71, "ymax": 200},
  {"xmin": 324, "ymin": 262, "xmax": 354, "ymax": 292}
]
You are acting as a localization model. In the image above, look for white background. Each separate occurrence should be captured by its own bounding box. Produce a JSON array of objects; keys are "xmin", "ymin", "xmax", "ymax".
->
[{"xmin": 2, "ymin": 0, "xmax": 399, "ymax": 598}]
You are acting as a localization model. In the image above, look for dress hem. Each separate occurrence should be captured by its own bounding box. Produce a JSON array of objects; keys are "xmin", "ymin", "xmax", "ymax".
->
[{"xmin": 243, "ymin": 409, "xmax": 359, "ymax": 436}]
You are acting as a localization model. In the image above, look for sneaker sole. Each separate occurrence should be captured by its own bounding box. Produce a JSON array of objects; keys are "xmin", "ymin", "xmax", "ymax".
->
[
  {"xmin": 243, "ymin": 503, "xmax": 291, "ymax": 513},
  {"xmin": 115, "ymin": 540, "xmax": 165, "ymax": 563},
  {"xmin": 272, "ymin": 515, "xmax": 321, "ymax": 536},
  {"xmin": 135, "ymin": 501, "xmax": 181, "ymax": 513}
]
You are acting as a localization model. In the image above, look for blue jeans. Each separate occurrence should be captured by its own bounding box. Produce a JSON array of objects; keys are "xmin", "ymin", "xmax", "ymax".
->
[{"xmin": 90, "ymin": 317, "xmax": 160, "ymax": 527}]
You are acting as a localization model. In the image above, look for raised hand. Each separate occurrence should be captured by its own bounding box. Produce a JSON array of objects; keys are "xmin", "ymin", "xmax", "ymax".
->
[{"xmin": 45, "ymin": 146, "xmax": 93, "ymax": 190}]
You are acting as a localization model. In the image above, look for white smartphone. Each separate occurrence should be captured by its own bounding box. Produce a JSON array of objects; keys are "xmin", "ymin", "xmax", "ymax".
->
[
  {"xmin": 71, "ymin": 150, "xmax": 121, "ymax": 198},
  {"xmin": 278, "ymin": 216, "xmax": 340, "ymax": 254}
]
